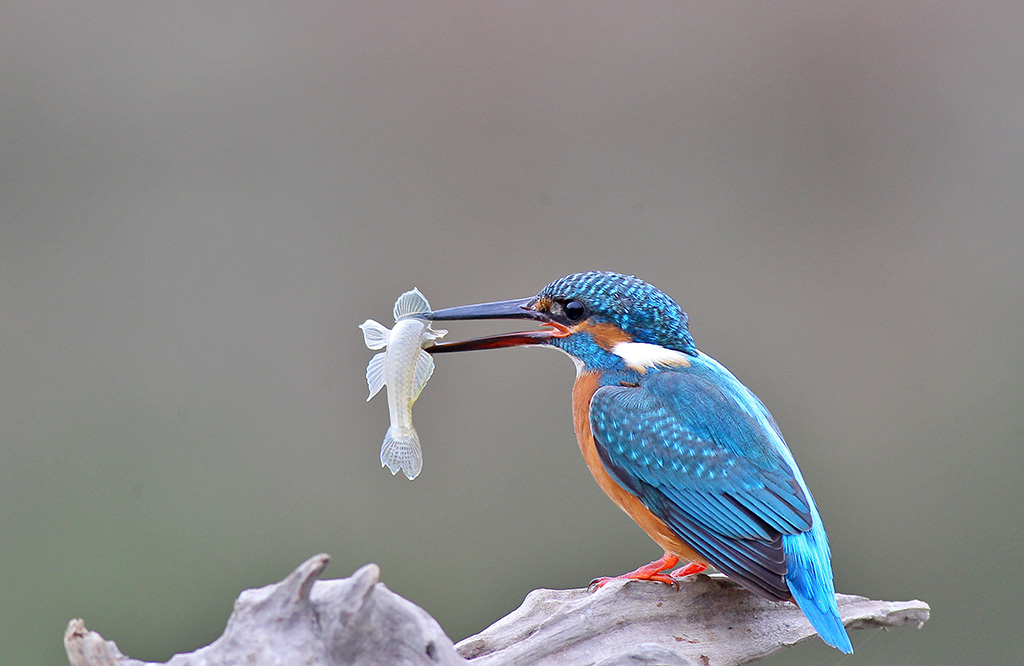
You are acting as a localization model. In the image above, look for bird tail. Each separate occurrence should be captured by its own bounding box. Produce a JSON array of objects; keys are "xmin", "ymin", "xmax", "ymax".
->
[
  {"xmin": 783, "ymin": 526, "xmax": 853, "ymax": 654},
  {"xmin": 380, "ymin": 425, "xmax": 423, "ymax": 480}
]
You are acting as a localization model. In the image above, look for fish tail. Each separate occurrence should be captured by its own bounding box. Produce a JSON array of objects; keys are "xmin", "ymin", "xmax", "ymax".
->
[
  {"xmin": 381, "ymin": 425, "xmax": 423, "ymax": 480},
  {"xmin": 783, "ymin": 526, "xmax": 853, "ymax": 654}
]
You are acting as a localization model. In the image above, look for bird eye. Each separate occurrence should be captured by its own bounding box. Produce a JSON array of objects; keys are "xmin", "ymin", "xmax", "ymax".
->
[{"xmin": 563, "ymin": 300, "xmax": 587, "ymax": 321}]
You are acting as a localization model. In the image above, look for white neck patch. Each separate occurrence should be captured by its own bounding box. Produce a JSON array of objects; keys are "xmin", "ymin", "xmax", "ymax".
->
[{"xmin": 611, "ymin": 341, "xmax": 691, "ymax": 371}]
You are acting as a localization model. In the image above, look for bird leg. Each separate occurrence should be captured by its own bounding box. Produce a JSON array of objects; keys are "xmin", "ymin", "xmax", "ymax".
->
[
  {"xmin": 589, "ymin": 552, "xmax": 680, "ymax": 591},
  {"xmin": 670, "ymin": 561, "xmax": 707, "ymax": 578}
]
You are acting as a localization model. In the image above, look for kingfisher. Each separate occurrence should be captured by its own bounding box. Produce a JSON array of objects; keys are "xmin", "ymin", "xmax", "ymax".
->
[{"xmin": 423, "ymin": 271, "xmax": 853, "ymax": 653}]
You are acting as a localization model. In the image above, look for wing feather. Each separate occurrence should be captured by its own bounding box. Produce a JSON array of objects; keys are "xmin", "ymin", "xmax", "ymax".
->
[{"xmin": 590, "ymin": 367, "xmax": 814, "ymax": 601}]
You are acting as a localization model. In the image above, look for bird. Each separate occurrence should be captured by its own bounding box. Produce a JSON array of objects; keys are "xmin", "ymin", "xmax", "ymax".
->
[{"xmin": 424, "ymin": 270, "xmax": 853, "ymax": 653}]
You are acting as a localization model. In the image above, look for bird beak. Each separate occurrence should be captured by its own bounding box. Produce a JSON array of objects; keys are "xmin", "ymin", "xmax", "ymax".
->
[{"xmin": 422, "ymin": 297, "xmax": 570, "ymax": 354}]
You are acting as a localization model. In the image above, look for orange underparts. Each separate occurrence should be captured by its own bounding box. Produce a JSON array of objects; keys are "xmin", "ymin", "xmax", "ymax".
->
[{"xmin": 573, "ymin": 371, "xmax": 710, "ymax": 586}]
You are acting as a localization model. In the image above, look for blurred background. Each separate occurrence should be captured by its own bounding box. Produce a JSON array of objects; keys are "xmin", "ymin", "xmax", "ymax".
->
[{"xmin": 2, "ymin": 3, "xmax": 1022, "ymax": 665}]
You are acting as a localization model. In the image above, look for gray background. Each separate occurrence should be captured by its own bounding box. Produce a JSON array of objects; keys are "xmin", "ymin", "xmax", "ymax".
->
[{"xmin": 3, "ymin": 3, "xmax": 1022, "ymax": 665}]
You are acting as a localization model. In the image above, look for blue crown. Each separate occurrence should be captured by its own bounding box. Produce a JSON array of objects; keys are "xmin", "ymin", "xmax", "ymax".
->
[{"xmin": 537, "ymin": 271, "xmax": 696, "ymax": 354}]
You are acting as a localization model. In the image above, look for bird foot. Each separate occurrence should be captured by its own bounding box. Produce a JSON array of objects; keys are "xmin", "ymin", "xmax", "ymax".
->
[
  {"xmin": 670, "ymin": 562, "xmax": 707, "ymax": 578},
  {"xmin": 588, "ymin": 553, "xmax": 680, "ymax": 592}
]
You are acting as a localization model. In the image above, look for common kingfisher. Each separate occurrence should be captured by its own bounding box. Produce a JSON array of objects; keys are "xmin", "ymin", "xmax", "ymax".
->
[{"xmin": 424, "ymin": 271, "xmax": 853, "ymax": 653}]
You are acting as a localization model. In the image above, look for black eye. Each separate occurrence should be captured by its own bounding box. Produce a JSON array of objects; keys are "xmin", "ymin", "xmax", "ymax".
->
[{"xmin": 564, "ymin": 300, "xmax": 587, "ymax": 321}]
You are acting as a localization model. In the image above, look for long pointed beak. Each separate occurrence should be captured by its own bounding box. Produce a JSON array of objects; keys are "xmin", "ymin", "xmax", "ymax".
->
[{"xmin": 423, "ymin": 297, "xmax": 569, "ymax": 354}]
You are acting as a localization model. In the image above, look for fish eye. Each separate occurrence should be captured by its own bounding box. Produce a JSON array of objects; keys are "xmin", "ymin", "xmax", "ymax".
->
[{"xmin": 564, "ymin": 300, "xmax": 587, "ymax": 321}]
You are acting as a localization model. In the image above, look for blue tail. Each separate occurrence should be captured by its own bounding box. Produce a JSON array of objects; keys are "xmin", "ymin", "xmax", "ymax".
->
[{"xmin": 783, "ymin": 521, "xmax": 853, "ymax": 653}]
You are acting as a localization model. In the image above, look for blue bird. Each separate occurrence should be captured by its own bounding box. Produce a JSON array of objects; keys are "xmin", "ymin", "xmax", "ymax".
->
[{"xmin": 425, "ymin": 271, "xmax": 852, "ymax": 653}]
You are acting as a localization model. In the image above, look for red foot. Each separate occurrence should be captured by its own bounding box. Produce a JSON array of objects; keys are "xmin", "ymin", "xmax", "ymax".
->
[
  {"xmin": 670, "ymin": 562, "xmax": 707, "ymax": 578},
  {"xmin": 589, "ymin": 553, "xmax": 680, "ymax": 591}
]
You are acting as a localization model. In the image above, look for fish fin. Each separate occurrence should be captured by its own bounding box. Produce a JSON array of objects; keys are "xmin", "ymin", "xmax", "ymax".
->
[
  {"xmin": 394, "ymin": 288, "xmax": 431, "ymax": 320},
  {"xmin": 424, "ymin": 326, "xmax": 447, "ymax": 342},
  {"xmin": 420, "ymin": 326, "xmax": 447, "ymax": 349},
  {"xmin": 365, "ymin": 352, "xmax": 387, "ymax": 401},
  {"xmin": 381, "ymin": 425, "xmax": 423, "ymax": 480},
  {"xmin": 360, "ymin": 319, "xmax": 390, "ymax": 350},
  {"xmin": 412, "ymin": 349, "xmax": 435, "ymax": 400}
]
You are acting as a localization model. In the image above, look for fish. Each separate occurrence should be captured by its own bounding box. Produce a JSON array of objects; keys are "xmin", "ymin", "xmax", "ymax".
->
[{"xmin": 359, "ymin": 288, "xmax": 447, "ymax": 480}]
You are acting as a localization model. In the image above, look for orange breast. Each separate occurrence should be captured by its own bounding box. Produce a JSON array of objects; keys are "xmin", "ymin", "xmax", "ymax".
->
[{"xmin": 572, "ymin": 372, "xmax": 705, "ymax": 564}]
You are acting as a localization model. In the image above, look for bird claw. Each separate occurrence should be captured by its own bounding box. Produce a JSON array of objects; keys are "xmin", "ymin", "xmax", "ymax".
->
[
  {"xmin": 588, "ymin": 556, "xmax": 709, "ymax": 592},
  {"xmin": 669, "ymin": 562, "xmax": 708, "ymax": 579},
  {"xmin": 588, "ymin": 573, "xmax": 680, "ymax": 592}
]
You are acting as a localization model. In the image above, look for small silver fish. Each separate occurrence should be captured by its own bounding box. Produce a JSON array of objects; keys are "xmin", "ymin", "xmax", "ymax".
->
[{"xmin": 359, "ymin": 288, "xmax": 446, "ymax": 480}]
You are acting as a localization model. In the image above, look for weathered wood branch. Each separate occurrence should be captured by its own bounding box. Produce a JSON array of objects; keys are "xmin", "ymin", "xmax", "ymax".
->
[
  {"xmin": 65, "ymin": 553, "xmax": 929, "ymax": 666},
  {"xmin": 457, "ymin": 573, "xmax": 928, "ymax": 666}
]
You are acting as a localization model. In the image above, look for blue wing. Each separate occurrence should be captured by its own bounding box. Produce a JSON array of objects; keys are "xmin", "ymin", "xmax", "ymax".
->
[{"xmin": 589, "ymin": 360, "xmax": 813, "ymax": 601}]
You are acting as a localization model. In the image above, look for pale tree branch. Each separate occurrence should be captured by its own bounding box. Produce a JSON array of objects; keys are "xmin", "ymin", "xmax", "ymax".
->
[{"xmin": 65, "ymin": 554, "xmax": 929, "ymax": 666}]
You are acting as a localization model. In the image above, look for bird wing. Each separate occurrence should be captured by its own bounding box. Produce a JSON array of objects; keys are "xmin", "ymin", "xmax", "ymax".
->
[{"xmin": 589, "ymin": 368, "xmax": 813, "ymax": 600}]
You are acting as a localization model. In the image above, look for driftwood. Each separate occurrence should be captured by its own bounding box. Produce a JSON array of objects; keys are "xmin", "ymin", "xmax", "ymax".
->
[{"xmin": 65, "ymin": 553, "xmax": 929, "ymax": 666}]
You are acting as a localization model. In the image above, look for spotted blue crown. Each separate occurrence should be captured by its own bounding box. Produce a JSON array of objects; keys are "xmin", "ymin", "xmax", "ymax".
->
[{"xmin": 536, "ymin": 271, "xmax": 696, "ymax": 354}]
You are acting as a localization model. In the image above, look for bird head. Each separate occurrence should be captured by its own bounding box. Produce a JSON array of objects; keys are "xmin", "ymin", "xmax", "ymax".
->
[{"xmin": 427, "ymin": 271, "xmax": 696, "ymax": 372}]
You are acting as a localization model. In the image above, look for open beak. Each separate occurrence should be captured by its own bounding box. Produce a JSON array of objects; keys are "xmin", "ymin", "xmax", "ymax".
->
[{"xmin": 422, "ymin": 297, "xmax": 570, "ymax": 354}]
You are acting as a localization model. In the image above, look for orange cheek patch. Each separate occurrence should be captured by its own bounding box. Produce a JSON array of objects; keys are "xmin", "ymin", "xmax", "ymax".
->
[{"xmin": 572, "ymin": 320, "xmax": 632, "ymax": 350}]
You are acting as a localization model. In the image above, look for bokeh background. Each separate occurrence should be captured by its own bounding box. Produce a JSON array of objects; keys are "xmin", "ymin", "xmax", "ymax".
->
[{"xmin": 3, "ymin": 3, "xmax": 1022, "ymax": 665}]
